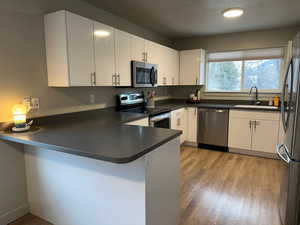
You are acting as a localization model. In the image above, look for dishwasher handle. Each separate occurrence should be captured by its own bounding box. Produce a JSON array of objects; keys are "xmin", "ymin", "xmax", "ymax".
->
[{"xmin": 198, "ymin": 108, "xmax": 227, "ymax": 113}]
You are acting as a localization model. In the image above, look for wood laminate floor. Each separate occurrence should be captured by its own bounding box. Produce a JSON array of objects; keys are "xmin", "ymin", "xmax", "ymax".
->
[
  {"xmin": 180, "ymin": 147, "xmax": 284, "ymax": 225},
  {"xmin": 9, "ymin": 147, "xmax": 284, "ymax": 225}
]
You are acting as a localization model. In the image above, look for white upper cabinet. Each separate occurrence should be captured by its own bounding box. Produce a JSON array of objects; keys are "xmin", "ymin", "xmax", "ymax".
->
[
  {"xmin": 45, "ymin": 10, "xmax": 180, "ymax": 87},
  {"xmin": 131, "ymin": 35, "xmax": 146, "ymax": 62},
  {"xmin": 145, "ymin": 40, "xmax": 161, "ymax": 64},
  {"xmin": 158, "ymin": 46, "xmax": 179, "ymax": 86},
  {"xmin": 93, "ymin": 22, "xmax": 115, "ymax": 86},
  {"xmin": 169, "ymin": 48, "xmax": 179, "ymax": 86},
  {"xmin": 45, "ymin": 11, "xmax": 95, "ymax": 87},
  {"xmin": 115, "ymin": 30, "xmax": 132, "ymax": 86},
  {"xmin": 179, "ymin": 49, "xmax": 205, "ymax": 86}
]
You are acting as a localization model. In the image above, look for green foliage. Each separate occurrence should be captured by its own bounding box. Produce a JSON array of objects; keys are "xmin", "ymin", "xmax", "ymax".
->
[
  {"xmin": 207, "ymin": 59, "xmax": 281, "ymax": 92},
  {"xmin": 208, "ymin": 61, "xmax": 241, "ymax": 91}
]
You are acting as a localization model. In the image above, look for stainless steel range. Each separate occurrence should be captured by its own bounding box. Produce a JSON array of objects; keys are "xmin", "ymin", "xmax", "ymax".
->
[{"xmin": 116, "ymin": 92, "xmax": 171, "ymax": 128}]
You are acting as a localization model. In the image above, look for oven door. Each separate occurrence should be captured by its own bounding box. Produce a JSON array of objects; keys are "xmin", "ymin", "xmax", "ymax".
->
[
  {"xmin": 132, "ymin": 61, "xmax": 157, "ymax": 87},
  {"xmin": 150, "ymin": 113, "xmax": 170, "ymax": 128}
]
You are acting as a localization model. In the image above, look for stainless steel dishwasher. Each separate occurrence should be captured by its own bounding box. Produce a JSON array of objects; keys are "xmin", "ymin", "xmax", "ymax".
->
[{"xmin": 197, "ymin": 108, "xmax": 229, "ymax": 151}]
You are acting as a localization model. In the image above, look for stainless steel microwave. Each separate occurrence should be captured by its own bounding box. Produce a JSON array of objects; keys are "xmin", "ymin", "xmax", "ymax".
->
[{"xmin": 132, "ymin": 61, "xmax": 158, "ymax": 87}]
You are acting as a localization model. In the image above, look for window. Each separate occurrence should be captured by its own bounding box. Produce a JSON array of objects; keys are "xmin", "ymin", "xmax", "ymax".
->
[{"xmin": 206, "ymin": 48, "xmax": 283, "ymax": 92}]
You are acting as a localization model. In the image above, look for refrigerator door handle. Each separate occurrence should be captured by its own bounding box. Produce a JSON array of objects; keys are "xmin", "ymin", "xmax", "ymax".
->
[
  {"xmin": 277, "ymin": 144, "xmax": 291, "ymax": 164},
  {"xmin": 281, "ymin": 59, "xmax": 293, "ymax": 132}
]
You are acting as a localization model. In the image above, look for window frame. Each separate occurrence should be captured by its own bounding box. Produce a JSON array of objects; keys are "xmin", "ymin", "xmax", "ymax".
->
[{"xmin": 204, "ymin": 51, "xmax": 283, "ymax": 94}]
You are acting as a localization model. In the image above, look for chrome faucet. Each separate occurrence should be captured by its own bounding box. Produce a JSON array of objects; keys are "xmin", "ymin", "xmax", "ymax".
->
[{"xmin": 249, "ymin": 86, "xmax": 261, "ymax": 105}]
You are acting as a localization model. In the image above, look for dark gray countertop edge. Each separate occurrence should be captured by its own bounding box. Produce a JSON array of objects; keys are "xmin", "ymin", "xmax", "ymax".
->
[
  {"xmin": 0, "ymin": 130, "xmax": 182, "ymax": 164},
  {"xmin": 159, "ymin": 104, "xmax": 280, "ymax": 112}
]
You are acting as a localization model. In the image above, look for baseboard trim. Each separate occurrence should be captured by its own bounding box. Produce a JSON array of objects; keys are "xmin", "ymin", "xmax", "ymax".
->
[
  {"xmin": 229, "ymin": 148, "xmax": 279, "ymax": 159},
  {"xmin": 183, "ymin": 141, "xmax": 198, "ymax": 147},
  {"xmin": 0, "ymin": 204, "xmax": 29, "ymax": 225}
]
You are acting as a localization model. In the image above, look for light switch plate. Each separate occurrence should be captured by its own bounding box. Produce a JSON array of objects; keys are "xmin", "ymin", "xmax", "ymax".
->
[{"xmin": 31, "ymin": 97, "xmax": 40, "ymax": 109}]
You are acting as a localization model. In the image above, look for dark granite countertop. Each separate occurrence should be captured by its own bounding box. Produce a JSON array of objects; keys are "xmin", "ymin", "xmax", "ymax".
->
[{"xmin": 0, "ymin": 108, "xmax": 181, "ymax": 164}]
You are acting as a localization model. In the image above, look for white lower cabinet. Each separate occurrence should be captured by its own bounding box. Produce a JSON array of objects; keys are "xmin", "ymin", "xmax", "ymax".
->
[
  {"xmin": 228, "ymin": 117, "xmax": 252, "ymax": 150},
  {"xmin": 186, "ymin": 108, "xmax": 198, "ymax": 143},
  {"xmin": 171, "ymin": 108, "xmax": 186, "ymax": 144},
  {"xmin": 228, "ymin": 110, "xmax": 280, "ymax": 154},
  {"xmin": 251, "ymin": 120, "xmax": 279, "ymax": 153}
]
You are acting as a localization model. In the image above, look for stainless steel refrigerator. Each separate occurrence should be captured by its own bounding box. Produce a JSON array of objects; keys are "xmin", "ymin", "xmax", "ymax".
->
[{"xmin": 277, "ymin": 32, "xmax": 300, "ymax": 225}]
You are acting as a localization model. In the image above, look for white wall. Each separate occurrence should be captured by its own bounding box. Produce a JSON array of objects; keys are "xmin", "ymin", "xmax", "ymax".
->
[{"xmin": 0, "ymin": 0, "xmax": 172, "ymax": 123}]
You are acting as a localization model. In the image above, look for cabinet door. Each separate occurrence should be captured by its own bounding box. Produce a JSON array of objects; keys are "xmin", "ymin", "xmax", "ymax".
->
[
  {"xmin": 179, "ymin": 49, "xmax": 205, "ymax": 86},
  {"xmin": 252, "ymin": 120, "xmax": 279, "ymax": 153},
  {"xmin": 131, "ymin": 35, "xmax": 146, "ymax": 62},
  {"xmin": 228, "ymin": 118, "xmax": 252, "ymax": 150},
  {"xmin": 171, "ymin": 109, "xmax": 185, "ymax": 144},
  {"xmin": 145, "ymin": 41, "xmax": 160, "ymax": 64},
  {"xmin": 156, "ymin": 44, "xmax": 167, "ymax": 86},
  {"xmin": 94, "ymin": 22, "xmax": 115, "ymax": 86},
  {"xmin": 115, "ymin": 30, "xmax": 131, "ymax": 86},
  {"xmin": 170, "ymin": 49, "xmax": 179, "ymax": 86},
  {"xmin": 186, "ymin": 108, "xmax": 198, "ymax": 143},
  {"xmin": 66, "ymin": 12, "xmax": 94, "ymax": 86}
]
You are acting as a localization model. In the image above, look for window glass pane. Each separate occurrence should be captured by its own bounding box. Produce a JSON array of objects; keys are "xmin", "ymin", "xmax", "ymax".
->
[
  {"xmin": 207, "ymin": 61, "xmax": 242, "ymax": 91},
  {"xmin": 243, "ymin": 59, "xmax": 281, "ymax": 90}
]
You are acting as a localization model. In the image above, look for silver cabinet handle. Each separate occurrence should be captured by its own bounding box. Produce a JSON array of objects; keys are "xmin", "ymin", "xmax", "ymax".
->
[
  {"xmin": 177, "ymin": 118, "xmax": 181, "ymax": 126},
  {"xmin": 112, "ymin": 74, "xmax": 116, "ymax": 86},
  {"xmin": 276, "ymin": 144, "xmax": 291, "ymax": 164},
  {"xmin": 117, "ymin": 74, "xmax": 120, "ymax": 85},
  {"xmin": 215, "ymin": 110, "xmax": 224, "ymax": 113},
  {"xmin": 91, "ymin": 72, "xmax": 96, "ymax": 86},
  {"xmin": 93, "ymin": 72, "xmax": 96, "ymax": 86},
  {"xmin": 196, "ymin": 78, "xmax": 198, "ymax": 85},
  {"xmin": 249, "ymin": 120, "xmax": 252, "ymax": 129}
]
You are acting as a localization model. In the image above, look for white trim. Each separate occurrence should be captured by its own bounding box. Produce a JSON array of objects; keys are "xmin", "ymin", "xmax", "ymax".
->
[
  {"xmin": 0, "ymin": 204, "xmax": 29, "ymax": 225},
  {"xmin": 207, "ymin": 48, "xmax": 283, "ymax": 62}
]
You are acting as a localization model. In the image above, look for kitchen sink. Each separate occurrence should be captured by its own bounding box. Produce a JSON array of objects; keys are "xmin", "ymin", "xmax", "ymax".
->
[{"xmin": 234, "ymin": 105, "xmax": 279, "ymax": 110}]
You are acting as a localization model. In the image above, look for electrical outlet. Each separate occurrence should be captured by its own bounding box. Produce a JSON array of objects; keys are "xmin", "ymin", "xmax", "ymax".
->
[
  {"xmin": 31, "ymin": 97, "xmax": 40, "ymax": 109},
  {"xmin": 89, "ymin": 94, "xmax": 95, "ymax": 104}
]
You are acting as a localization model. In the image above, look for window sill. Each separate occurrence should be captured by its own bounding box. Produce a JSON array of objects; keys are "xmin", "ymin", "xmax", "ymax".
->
[{"xmin": 203, "ymin": 91, "xmax": 281, "ymax": 99}]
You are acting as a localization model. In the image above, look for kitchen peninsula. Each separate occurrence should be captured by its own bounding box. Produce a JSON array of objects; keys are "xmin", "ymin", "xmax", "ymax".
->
[{"xmin": 0, "ymin": 108, "xmax": 181, "ymax": 225}]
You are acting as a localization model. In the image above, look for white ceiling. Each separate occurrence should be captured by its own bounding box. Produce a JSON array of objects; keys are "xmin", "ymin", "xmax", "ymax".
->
[{"xmin": 84, "ymin": 0, "xmax": 300, "ymax": 39}]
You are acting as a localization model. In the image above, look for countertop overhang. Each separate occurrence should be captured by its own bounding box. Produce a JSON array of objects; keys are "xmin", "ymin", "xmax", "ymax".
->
[{"xmin": 0, "ymin": 108, "xmax": 181, "ymax": 164}]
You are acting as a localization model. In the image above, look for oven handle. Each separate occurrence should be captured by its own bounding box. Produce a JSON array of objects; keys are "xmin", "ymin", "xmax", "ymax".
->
[{"xmin": 150, "ymin": 113, "xmax": 171, "ymax": 123}]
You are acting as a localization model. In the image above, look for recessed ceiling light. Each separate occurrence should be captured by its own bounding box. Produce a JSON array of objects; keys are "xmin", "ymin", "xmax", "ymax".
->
[
  {"xmin": 94, "ymin": 30, "xmax": 110, "ymax": 37},
  {"xmin": 223, "ymin": 8, "xmax": 244, "ymax": 18}
]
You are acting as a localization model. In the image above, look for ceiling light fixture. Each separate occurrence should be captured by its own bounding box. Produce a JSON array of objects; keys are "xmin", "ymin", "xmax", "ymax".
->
[
  {"xmin": 223, "ymin": 8, "xmax": 244, "ymax": 18},
  {"xmin": 94, "ymin": 30, "xmax": 110, "ymax": 37}
]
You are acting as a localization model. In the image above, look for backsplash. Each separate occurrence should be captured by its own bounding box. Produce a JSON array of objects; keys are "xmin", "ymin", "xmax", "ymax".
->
[{"xmin": 27, "ymin": 86, "xmax": 171, "ymax": 119}]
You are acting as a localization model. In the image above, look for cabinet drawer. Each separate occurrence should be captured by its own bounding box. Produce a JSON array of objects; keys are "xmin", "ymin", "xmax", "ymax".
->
[
  {"xmin": 230, "ymin": 110, "xmax": 280, "ymax": 121},
  {"xmin": 171, "ymin": 108, "xmax": 184, "ymax": 117}
]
